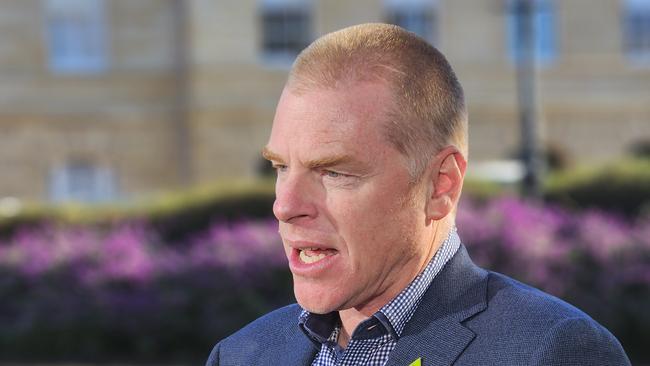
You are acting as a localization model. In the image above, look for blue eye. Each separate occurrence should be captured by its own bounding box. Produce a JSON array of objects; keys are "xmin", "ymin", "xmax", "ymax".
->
[
  {"xmin": 273, "ymin": 164, "xmax": 287, "ymax": 172},
  {"xmin": 321, "ymin": 170, "xmax": 358, "ymax": 186},
  {"xmin": 324, "ymin": 170, "xmax": 341, "ymax": 178}
]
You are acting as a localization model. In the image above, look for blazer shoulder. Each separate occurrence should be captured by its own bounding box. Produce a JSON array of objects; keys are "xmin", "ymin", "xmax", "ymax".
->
[
  {"xmin": 529, "ymin": 316, "xmax": 631, "ymax": 365},
  {"xmin": 462, "ymin": 271, "xmax": 630, "ymax": 364},
  {"xmin": 486, "ymin": 270, "xmax": 589, "ymax": 320}
]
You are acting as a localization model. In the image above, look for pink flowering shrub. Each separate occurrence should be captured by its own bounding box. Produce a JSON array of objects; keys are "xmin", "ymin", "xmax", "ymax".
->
[
  {"xmin": 0, "ymin": 220, "xmax": 289, "ymax": 363},
  {"xmin": 458, "ymin": 197, "xmax": 650, "ymax": 294},
  {"xmin": 0, "ymin": 197, "xmax": 648, "ymax": 362}
]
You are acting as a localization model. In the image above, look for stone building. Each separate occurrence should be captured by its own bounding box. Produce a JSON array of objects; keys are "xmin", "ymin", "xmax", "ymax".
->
[{"xmin": 0, "ymin": 0, "xmax": 648, "ymax": 203}]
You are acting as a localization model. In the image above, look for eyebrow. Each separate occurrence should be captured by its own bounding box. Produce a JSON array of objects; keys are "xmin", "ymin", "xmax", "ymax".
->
[
  {"xmin": 261, "ymin": 146, "xmax": 357, "ymax": 169},
  {"xmin": 261, "ymin": 146, "xmax": 284, "ymax": 164}
]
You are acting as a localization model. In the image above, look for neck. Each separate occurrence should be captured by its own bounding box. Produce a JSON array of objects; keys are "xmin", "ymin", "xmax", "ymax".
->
[{"xmin": 336, "ymin": 220, "xmax": 452, "ymax": 348}]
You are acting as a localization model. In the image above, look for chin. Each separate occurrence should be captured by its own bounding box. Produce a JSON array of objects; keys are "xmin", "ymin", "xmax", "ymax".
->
[{"xmin": 293, "ymin": 280, "xmax": 343, "ymax": 314}]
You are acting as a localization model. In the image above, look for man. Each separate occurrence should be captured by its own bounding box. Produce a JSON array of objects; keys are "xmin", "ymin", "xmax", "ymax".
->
[{"xmin": 206, "ymin": 23, "xmax": 630, "ymax": 365}]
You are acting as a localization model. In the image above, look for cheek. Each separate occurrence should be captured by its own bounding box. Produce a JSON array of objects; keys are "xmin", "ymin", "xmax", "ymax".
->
[{"xmin": 327, "ymin": 189, "xmax": 416, "ymax": 257}]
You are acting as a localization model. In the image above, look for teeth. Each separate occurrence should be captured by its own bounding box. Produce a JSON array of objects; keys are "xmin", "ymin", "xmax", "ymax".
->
[
  {"xmin": 299, "ymin": 247, "xmax": 335, "ymax": 264},
  {"xmin": 299, "ymin": 251, "xmax": 326, "ymax": 263}
]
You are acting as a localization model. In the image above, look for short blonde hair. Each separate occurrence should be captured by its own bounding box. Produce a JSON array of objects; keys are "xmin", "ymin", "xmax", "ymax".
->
[{"xmin": 287, "ymin": 23, "xmax": 468, "ymax": 180}]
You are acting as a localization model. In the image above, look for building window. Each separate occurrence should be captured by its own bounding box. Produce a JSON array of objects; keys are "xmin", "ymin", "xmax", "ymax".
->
[
  {"xmin": 506, "ymin": 0, "xmax": 557, "ymax": 65},
  {"xmin": 44, "ymin": 0, "xmax": 108, "ymax": 74},
  {"xmin": 623, "ymin": 0, "xmax": 650, "ymax": 62},
  {"xmin": 384, "ymin": 0, "xmax": 437, "ymax": 44},
  {"xmin": 49, "ymin": 162, "xmax": 117, "ymax": 203},
  {"xmin": 260, "ymin": 0, "xmax": 312, "ymax": 62}
]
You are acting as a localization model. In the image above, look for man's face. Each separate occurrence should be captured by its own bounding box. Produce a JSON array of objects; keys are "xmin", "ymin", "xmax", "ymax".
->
[{"xmin": 264, "ymin": 82, "xmax": 431, "ymax": 314}]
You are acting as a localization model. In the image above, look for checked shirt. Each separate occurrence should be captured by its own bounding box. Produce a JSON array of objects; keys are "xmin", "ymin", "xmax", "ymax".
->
[{"xmin": 298, "ymin": 228, "xmax": 461, "ymax": 366}]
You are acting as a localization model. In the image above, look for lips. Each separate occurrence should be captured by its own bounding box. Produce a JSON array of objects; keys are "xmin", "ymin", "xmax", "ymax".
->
[{"xmin": 285, "ymin": 240, "xmax": 340, "ymax": 276}]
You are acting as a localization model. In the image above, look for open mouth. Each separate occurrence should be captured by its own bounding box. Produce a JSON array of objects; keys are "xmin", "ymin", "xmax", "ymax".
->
[{"xmin": 298, "ymin": 248, "xmax": 338, "ymax": 264}]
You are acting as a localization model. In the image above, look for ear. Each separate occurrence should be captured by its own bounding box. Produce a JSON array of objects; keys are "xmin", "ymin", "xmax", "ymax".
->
[{"xmin": 425, "ymin": 146, "xmax": 467, "ymax": 222}]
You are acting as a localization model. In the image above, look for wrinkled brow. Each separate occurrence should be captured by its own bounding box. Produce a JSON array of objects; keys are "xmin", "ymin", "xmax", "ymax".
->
[
  {"xmin": 304, "ymin": 155, "xmax": 355, "ymax": 169},
  {"xmin": 261, "ymin": 146, "xmax": 284, "ymax": 163},
  {"xmin": 262, "ymin": 147, "xmax": 356, "ymax": 169}
]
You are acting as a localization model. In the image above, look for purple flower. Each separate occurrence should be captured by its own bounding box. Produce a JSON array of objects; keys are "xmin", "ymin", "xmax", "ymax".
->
[
  {"xmin": 189, "ymin": 219, "xmax": 285, "ymax": 272},
  {"xmin": 95, "ymin": 224, "xmax": 157, "ymax": 284}
]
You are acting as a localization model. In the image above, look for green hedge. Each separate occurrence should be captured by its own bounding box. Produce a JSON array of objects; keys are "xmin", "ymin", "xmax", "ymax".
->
[
  {"xmin": 0, "ymin": 179, "xmax": 276, "ymax": 242},
  {"xmin": 545, "ymin": 158, "xmax": 650, "ymax": 217},
  {"xmin": 2, "ymin": 158, "xmax": 649, "ymax": 241}
]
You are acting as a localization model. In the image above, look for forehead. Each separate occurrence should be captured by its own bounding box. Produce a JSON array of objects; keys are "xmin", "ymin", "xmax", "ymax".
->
[{"xmin": 268, "ymin": 82, "xmax": 396, "ymax": 158}]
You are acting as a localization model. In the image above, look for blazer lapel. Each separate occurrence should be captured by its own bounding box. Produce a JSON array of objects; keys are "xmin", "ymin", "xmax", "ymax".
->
[
  {"xmin": 385, "ymin": 245, "xmax": 488, "ymax": 366},
  {"xmin": 248, "ymin": 305, "xmax": 319, "ymax": 366}
]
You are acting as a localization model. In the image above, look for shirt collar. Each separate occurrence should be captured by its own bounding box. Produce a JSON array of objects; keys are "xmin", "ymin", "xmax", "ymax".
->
[
  {"xmin": 298, "ymin": 310, "xmax": 339, "ymax": 346},
  {"xmin": 298, "ymin": 228, "xmax": 461, "ymax": 345},
  {"xmin": 379, "ymin": 227, "xmax": 461, "ymax": 337}
]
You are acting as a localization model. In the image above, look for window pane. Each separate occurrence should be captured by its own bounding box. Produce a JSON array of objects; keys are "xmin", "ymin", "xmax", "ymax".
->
[
  {"xmin": 45, "ymin": 0, "xmax": 108, "ymax": 73},
  {"xmin": 49, "ymin": 162, "xmax": 117, "ymax": 203},
  {"xmin": 506, "ymin": 0, "xmax": 557, "ymax": 65},
  {"xmin": 624, "ymin": 0, "xmax": 650, "ymax": 61},
  {"xmin": 262, "ymin": 10, "xmax": 310, "ymax": 54},
  {"xmin": 387, "ymin": 10, "xmax": 436, "ymax": 43},
  {"xmin": 384, "ymin": 0, "xmax": 437, "ymax": 44},
  {"xmin": 260, "ymin": 0, "xmax": 312, "ymax": 60}
]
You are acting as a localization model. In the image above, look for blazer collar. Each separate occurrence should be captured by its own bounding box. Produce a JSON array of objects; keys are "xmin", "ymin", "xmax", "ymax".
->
[
  {"xmin": 269, "ymin": 318, "xmax": 320, "ymax": 366},
  {"xmin": 385, "ymin": 245, "xmax": 488, "ymax": 366}
]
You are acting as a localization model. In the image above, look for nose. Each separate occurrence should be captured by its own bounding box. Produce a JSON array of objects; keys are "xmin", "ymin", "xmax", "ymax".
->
[{"xmin": 273, "ymin": 173, "xmax": 317, "ymax": 223}]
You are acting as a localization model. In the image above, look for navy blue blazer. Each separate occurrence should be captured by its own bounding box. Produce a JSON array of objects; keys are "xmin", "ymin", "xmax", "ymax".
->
[{"xmin": 206, "ymin": 245, "xmax": 631, "ymax": 365}]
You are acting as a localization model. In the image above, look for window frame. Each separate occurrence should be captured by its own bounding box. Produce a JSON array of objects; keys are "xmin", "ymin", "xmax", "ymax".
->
[
  {"xmin": 623, "ymin": 0, "xmax": 650, "ymax": 64},
  {"xmin": 384, "ymin": 0, "xmax": 438, "ymax": 44},
  {"xmin": 43, "ymin": 0, "xmax": 109, "ymax": 74},
  {"xmin": 259, "ymin": 0, "xmax": 312, "ymax": 65},
  {"xmin": 505, "ymin": 0, "xmax": 557, "ymax": 66},
  {"xmin": 49, "ymin": 161, "xmax": 117, "ymax": 203}
]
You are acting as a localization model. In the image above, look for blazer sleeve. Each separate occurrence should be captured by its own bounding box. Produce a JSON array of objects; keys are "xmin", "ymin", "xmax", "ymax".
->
[{"xmin": 529, "ymin": 317, "xmax": 631, "ymax": 365}]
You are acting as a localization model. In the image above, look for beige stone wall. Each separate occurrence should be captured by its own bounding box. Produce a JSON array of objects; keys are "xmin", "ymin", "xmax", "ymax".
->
[
  {"xmin": 445, "ymin": 0, "xmax": 650, "ymax": 163},
  {"xmin": 1, "ymin": 0, "xmax": 649, "ymax": 202},
  {"xmin": 0, "ymin": 0, "xmax": 180, "ymax": 201},
  {"xmin": 0, "ymin": 113, "xmax": 178, "ymax": 199}
]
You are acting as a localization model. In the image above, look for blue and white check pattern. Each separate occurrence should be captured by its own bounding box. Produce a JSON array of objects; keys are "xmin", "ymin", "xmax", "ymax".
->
[{"xmin": 299, "ymin": 228, "xmax": 461, "ymax": 366}]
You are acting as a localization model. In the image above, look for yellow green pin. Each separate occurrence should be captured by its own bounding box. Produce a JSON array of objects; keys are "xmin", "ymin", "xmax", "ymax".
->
[{"xmin": 409, "ymin": 357, "xmax": 422, "ymax": 366}]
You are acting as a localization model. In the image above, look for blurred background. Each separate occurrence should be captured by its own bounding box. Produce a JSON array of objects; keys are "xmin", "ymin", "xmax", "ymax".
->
[{"xmin": 0, "ymin": 0, "xmax": 648, "ymax": 364}]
